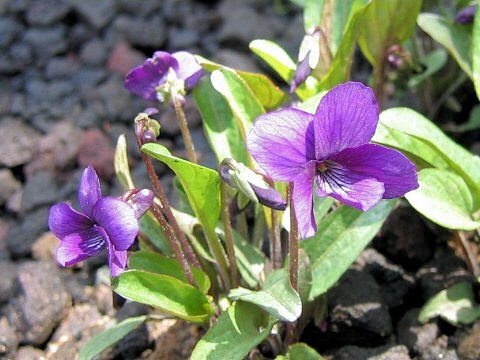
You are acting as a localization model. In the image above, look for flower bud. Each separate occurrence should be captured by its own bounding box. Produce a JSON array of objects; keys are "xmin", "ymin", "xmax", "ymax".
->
[
  {"xmin": 290, "ymin": 52, "xmax": 312, "ymax": 93},
  {"xmin": 134, "ymin": 109, "xmax": 161, "ymax": 145},
  {"xmin": 130, "ymin": 189, "xmax": 154, "ymax": 218},
  {"xmin": 219, "ymin": 159, "xmax": 287, "ymax": 210},
  {"xmin": 456, "ymin": 5, "xmax": 477, "ymax": 24}
]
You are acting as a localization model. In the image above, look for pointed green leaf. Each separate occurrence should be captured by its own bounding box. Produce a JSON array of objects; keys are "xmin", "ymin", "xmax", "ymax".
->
[
  {"xmin": 229, "ymin": 268, "xmax": 302, "ymax": 322},
  {"xmin": 405, "ymin": 169, "xmax": 480, "ymax": 230},
  {"xmin": 128, "ymin": 251, "xmax": 211, "ymax": 294},
  {"xmin": 302, "ymin": 200, "xmax": 396, "ymax": 300},
  {"xmin": 376, "ymin": 107, "xmax": 480, "ymax": 207},
  {"xmin": 249, "ymin": 39, "xmax": 318, "ymax": 100},
  {"xmin": 473, "ymin": 8, "xmax": 480, "ymax": 99},
  {"xmin": 79, "ymin": 316, "xmax": 147, "ymax": 360},
  {"xmin": 418, "ymin": 282, "xmax": 480, "ymax": 325},
  {"xmin": 417, "ymin": 13, "xmax": 472, "ymax": 78},
  {"xmin": 211, "ymin": 68, "xmax": 265, "ymax": 139},
  {"xmin": 282, "ymin": 343, "xmax": 325, "ymax": 360},
  {"xmin": 113, "ymin": 270, "xmax": 214, "ymax": 323},
  {"xmin": 114, "ymin": 134, "xmax": 135, "ymax": 190},
  {"xmin": 193, "ymin": 77, "xmax": 248, "ymax": 164},
  {"xmin": 196, "ymin": 56, "xmax": 287, "ymax": 110},
  {"xmin": 359, "ymin": 0, "xmax": 422, "ymax": 68},
  {"xmin": 190, "ymin": 301, "xmax": 276, "ymax": 360},
  {"xmin": 458, "ymin": 105, "xmax": 480, "ymax": 132},
  {"xmin": 139, "ymin": 212, "xmax": 172, "ymax": 256},
  {"xmin": 141, "ymin": 143, "xmax": 221, "ymax": 236}
]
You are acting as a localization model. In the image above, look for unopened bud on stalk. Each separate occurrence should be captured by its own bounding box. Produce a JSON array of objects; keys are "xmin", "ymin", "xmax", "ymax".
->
[
  {"xmin": 219, "ymin": 158, "xmax": 287, "ymax": 211},
  {"xmin": 134, "ymin": 108, "xmax": 161, "ymax": 145}
]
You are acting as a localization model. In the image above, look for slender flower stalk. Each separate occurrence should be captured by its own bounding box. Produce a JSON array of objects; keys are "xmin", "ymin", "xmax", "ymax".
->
[
  {"xmin": 288, "ymin": 182, "xmax": 298, "ymax": 292},
  {"xmin": 265, "ymin": 178, "xmax": 282, "ymax": 270},
  {"xmin": 172, "ymin": 94, "xmax": 197, "ymax": 163},
  {"xmin": 220, "ymin": 180, "xmax": 239, "ymax": 288},
  {"xmin": 136, "ymin": 123, "xmax": 201, "ymax": 269},
  {"xmin": 151, "ymin": 203, "xmax": 197, "ymax": 287}
]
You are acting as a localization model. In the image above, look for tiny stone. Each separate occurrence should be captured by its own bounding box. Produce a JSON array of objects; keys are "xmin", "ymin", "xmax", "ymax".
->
[
  {"xmin": 0, "ymin": 316, "xmax": 18, "ymax": 358},
  {"xmin": 80, "ymin": 38, "xmax": 107, "ymax": 66},
  {"xmin": 458, "ymin": 327, "xmax": 480, "ymax": 360},
  {"xmin": 0, "ymin": 18, "xmax": 22, "ymax": 48},
  {"xmin": 26, "ymin": 1, "xmax": 71, "ymax": 26},
  {"xmin": 0, "ymin": 169, "xmax": 21, "ymax": 206},
  {"xmin": 32, "ymin": 232, "xmax": 60, "ymax": 261},
  {"xmin": 23, "ymin": 26, "xmax": 68, "ymax": 60},
  {"xmin": 78, "ymin": 129, "xmax": 115, "ymax": 180},
  {"xmin": 107, "ymin": 41, "xmax": 144, "ymax": 77},
  {"xmin": 21, "ymin": 170, "xmax": 58, "ymax": 212},
  {"xmin": 397, "ymin": 309, "xmax": 438, "ymax": 354},
  {"xmin": 15, "ymin": 346, "xmax": 45, "ymax": 360},
  {"xmin": 45, "ymin": 56, "xmax": 80, "ymax": 79},
  {"xmin": 0, "ymin": 118, "xmax": 41, "ymax": 167},
  {"xmin": 7, "ymin": 207, "xmax": 49, "ymax": 257},
  {"xmin": 113, "ymin": 14, "xmax": 166, "ymax": 48},
  {"xmin": 73, "ymin": 1, "xmax": 116, "ymax": 30}
]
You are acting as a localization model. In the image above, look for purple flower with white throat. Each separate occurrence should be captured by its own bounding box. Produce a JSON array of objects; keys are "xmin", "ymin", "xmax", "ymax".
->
[
  {"xmin": 124, "ymin": 51, "xmax": 203, "ymax": 103},
  {"xmin": 247, "ymin": 82, "xmax": 418, "ymax": 239},
  {"xmin": 48, "ymin": 166, "xmax": 153, "ymax": 276}
]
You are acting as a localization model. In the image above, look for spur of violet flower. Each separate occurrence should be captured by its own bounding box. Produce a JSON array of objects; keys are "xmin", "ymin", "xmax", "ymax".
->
[
  {"xmin": 124, "ymin": 51, "xmax": 203, "ymax": 103},
  {"xmin": 48, "ymin": 165, "xmax": 154, "ymax": 276},
  {"xmin": 247, "ymin": 82, "xmax": 419, "ymax": 239}
]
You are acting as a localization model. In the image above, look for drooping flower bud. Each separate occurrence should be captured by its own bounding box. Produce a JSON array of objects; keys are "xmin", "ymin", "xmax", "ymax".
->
[
  {"xmin": 290, "ymin": 52, "xmax": 312, "ymax": 93},
  {"xmin": 219, "ymin": 158, "xmax": 287, "ymax": 210},
  {"xmin": 134, "ymin": 109, "xmax": 161, "ymax": 145},
  {"xmin": 130, "ymin": 189, "xmax": 155, "ymax": 218},
  {"xmin": 456, "ymin": 5, "xmax": 477, "ymax": 24}
]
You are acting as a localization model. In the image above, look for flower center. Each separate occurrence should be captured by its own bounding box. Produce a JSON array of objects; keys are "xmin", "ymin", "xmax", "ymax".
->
[{"xmin": 316, "ymin": 161, "xmax": 328, "ymax": 174}]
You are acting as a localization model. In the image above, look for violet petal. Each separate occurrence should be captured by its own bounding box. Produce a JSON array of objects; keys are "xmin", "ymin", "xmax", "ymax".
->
[
  {"xmin": 78, "ymin": 165, "xmax": 102, "ymax": 219},
  {"xmin": 247, "ymin": 108, "xmax": 315, "ymax": 181},
  {"xmin": 92, "ymin": 197, "xmax": 139, "ymax": 251},
  {"xmin": 130, "ymin": 189, "xmax": 154, "ymax": 218},
  {"xmin": 124, "ymin": 51, "xmax": 179, "ymax": 101},
  {"xmin": 331, "ymin": 144, "xmax": 419, "ymax": 198},
  {"xmin": 290, "ymin": 52, "xmax": 311, "ymax": 93},
  {"xmin": 172, "ymin": 51, "xmax": 204, "ymax": 90},
  {"xmin": 100, "ymin": 226, "xmax": 128, "ymax": 277},
  {"xmin": 455, "ymin": 5, "xmax": 477, "ymax": 24},
  {"xmin": 49, "ymin": 202, "xmax": 93, "ymax": 239},
  {"xmin": 292, "ymin": 161, "xmax": 317, "ymax": 239},
  {"xmin": 250, "ymin": 183, "xmax": 287, "ymax": 210},
  {"xmin": 316, "ymin": 161, "xmax": 385, "ymax": 211},
  {"xmin": 55, "ymin": 226, "xmax": 106, "ymax": 267},
  {"xmin": 314, "ymin": 82, "xmax": 379, "ymax": 159}
]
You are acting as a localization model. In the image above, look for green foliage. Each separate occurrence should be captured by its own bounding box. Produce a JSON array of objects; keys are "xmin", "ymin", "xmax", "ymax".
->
[
  {"xmin": 114, "ymin": 134, "xmax": 135, "ymax": 190},
  {"xmin": 138, "ymin": 212, "xmax": 172, "ymax": 256},
  {"xmin": 407, "ymin": 49, "xmax": 448, "ymax": 88},
  {"xmin": 405, "ymin": 169, "xmax": 480, "ymax": 230},
  {"xmin": 301, "ymin": 200, "xmax": 397, "ymax": 300},
  {"xmin": 417, "ymin": 13, "xmax": 473, "ymax": 79},
  {"xmin": 113, "ymin": 270, "xmax": 214, "ymax": 323},
  {"xmin": 229, "ymin": 268, "xmax": 302, "ymax": 322},
  {"xmin": 473, "ymin": 8, "xmax": 480, "ymax": 99},
  {"xmin": 276, "ymin": 343, "xmax": 325, "ymax": 360},
  {"xmin": 128, "ymin": 251, "xmax": 211, "ymax": 294},
  {"xmin": 79, "ymin": 316, "xmax": 147, "ymax": 360},
  {"xmin": 190, "ymin": 301, "xmax": 276, "ymax": 360},
  {"xmin": 418, "ymin": 282, "xmax": 480, "ymax": 325},
  {"xmin": 193, "ymin": 77, "xmax": 248, "ymax": 164}
]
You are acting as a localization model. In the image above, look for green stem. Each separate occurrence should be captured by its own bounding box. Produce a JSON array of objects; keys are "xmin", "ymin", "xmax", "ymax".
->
[
  {"xmin": 288, "ymin": 182, "xmax": 298, "ymax": 291},
  {"xmin": 172, "ymin": 95, "xmax": 198, "ymax": 164},
  {"xmin": 220, "ymin": 181, "xmax": 239, "ymax": 288},
  {"xmin": 150, "ymin": 204, "xmax": 197, "ymax": 288},
  {"xmin": 204, "ymin": 227, "xmax": 232, "ymax": 291},
  {"xmin": 252, "ymin": 205, "xmax": 265, "ymax": 249},
  {"xmin": 236, "ymin": 212, "xmax": 249, "ymax": 242}
]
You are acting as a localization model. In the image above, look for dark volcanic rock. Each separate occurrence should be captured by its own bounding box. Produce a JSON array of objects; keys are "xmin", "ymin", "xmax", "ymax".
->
[
  {"xmin": 21, "ymin": 170, "xmax": 58, "ymax": 212},
  {"xmin": 23, "ymin": 25, "xmax": 68, "ymax": 60},
  {"xmin": 80, "ymin": 38, "xmax": 107, "ymax": 66},
  {"xmin": 0, "ymin": 260, "xmax": 17, "ymax": 303},
  {"xmin": 374, "ymin": 206, "xmax": 434, "ymax": 270},
  {"xmin": 0, "ymin": 316, "xmax": 18, "ymax": 358},
  {"xmin": 98, "ymin": 76, "xmax": 133, "ymax": 122},
  {"xmin": 458, "ymin": 327, "xmax": 480, "ymax": 360},
  {"xmin": 0, "ymin": 18, "xmax": 22, "ymax": 48},
  {"xmin": 0, "ymin": 118, "xmax": 41, "ymax": 167},
  {"xmin": 0, "ymin": 169, "xmax": 21, "ymax": 206},
  {"xmin": 45, "ymin": 56, "xmax": 81, "ymax": 79},
  {"xmin": 332, "ymin": 345, "xmax": 411, "ymax": 360},
  {"xmin": 356, "ymin": 248, "xmax": 415, "ymax": 309},
  {"xmin": 113, "ymin": 15, "xmax": 166, "ymax": 48},
  {"xmin": 78, "ymin": 129, "xmax": 115, "ymax": 181},
  {"xmin": 397, "ymin": 309, "xmax": 438, "ymax": 354},
  {"xmin": 416, "ymin": 252, "xmax": 472, "ymax": 300},
  {"xmin": 26, "ymin": 1, "xmax": 71, "ymax": 26},
  {"xmin": 7, "ymin": 207, "xmax": 49, "ymax": 257},
  {"xmin": 6, "ymin": 260, "xmax": 71, "ymax": 346},
  {"xmin": 320, "ymin": 269, "xmax": 393, "ymax": 349},
  {"xmin": 73, "ymin": 1, "xmax": 116, "ymax": 30}
]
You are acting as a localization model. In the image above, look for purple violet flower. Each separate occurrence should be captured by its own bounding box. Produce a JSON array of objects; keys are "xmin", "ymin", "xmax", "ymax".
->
[
  {"xmin": 48, "ymin": 166, "xmax": 153, "ymax": 276},
  {"xmin": 455, "ymin": 5, "xmax": 477, "ymax": 24},
  {"xmin": 247, "ymin": 82, "xmax": 419, "ymax": 239},
  {"xmin": 124, "ymin": 51, "xmax": 203, "ymax": 102}
]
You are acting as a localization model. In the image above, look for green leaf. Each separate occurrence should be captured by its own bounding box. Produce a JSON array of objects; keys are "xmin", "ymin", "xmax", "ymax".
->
[
  {"xmin": 418, "ymin": 282, "xmax": 480, "ymax": 325},
  {"xmin": 190, "ymin": 301, "xmax": 276, "ymax": 360},
  {"xmin": 301, "ymin": 200, "xmax": 396, "ymax": 300},
  {"xmin": 229, "ymin": 268, "xmax": 302, "ymax": 322},
  {"xmin": 113, "ymin": 270, "xmax": 214, "ymax": 323},
  {"xmin": 249, "ymin": 39, "xmax": 318, "ymax": 100},
  {"xmin": 128, "ymin": 251, "xmax": 211, "ymax": 294},
  {"xmin": 359, "ymin": 0, "xmax": 422, "ymax": 68},
  {"xmin": 194, "ymin": 77, "xmax": 248, "ymax": 164},
  {"xmin": 473, "ymin": 8, "xmax": 480, "ymax": 99},
  {"xmin": 141, "ymin": 143, "xmax": 221, "ymax": 236},
  {"xmin": 196, "ymin": 56, "xmax": 287, "ymax": 110},
  {"xmin": 318, "ymin": 0, "xmax": 371, "ymax": 89},
  {"xmin": 405, "ymin": 169, "xmax": 480, "ymax": 230},
  {"xmin": 79, "ymin": 316, "xmax": 147, "ymax": 360},
  {"xmin": 303, "ymin": 0, "xmax": 324, "ymax": 32},
  {"xmin": 211, "ymin": 68, "xmax": 265, "ymax": 139},
  {"xmin": 376, "ymin": 107, "xmax": 480, "ymax": 207},
  {"xmin": 417, "ymin": 13, "xmax": 473, "ymax": 78},
  {"xmin": 114, "ymin": 134, "xmax": 135, "ymax": 190},
  {"xmin": 331, "ymin": 1, "xmax": 366, "ymax": 55},
  {"xmin": 458, "ymin": 104, "xmax": 480, "ymax": 132},
  {"xmin": 280, "ymin": 343, "xmax": 325, "ymax": 360},
  {"xmin": 139, "ymin": 212, "xmax": 172, "ymax": 256},
  {"xmin": 408, "ymin": 48, "xmax": 448, "ymax": 88},
  {"xmin": 217, "ymin": 225, "xmax": 266, "ymax": 288}
]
